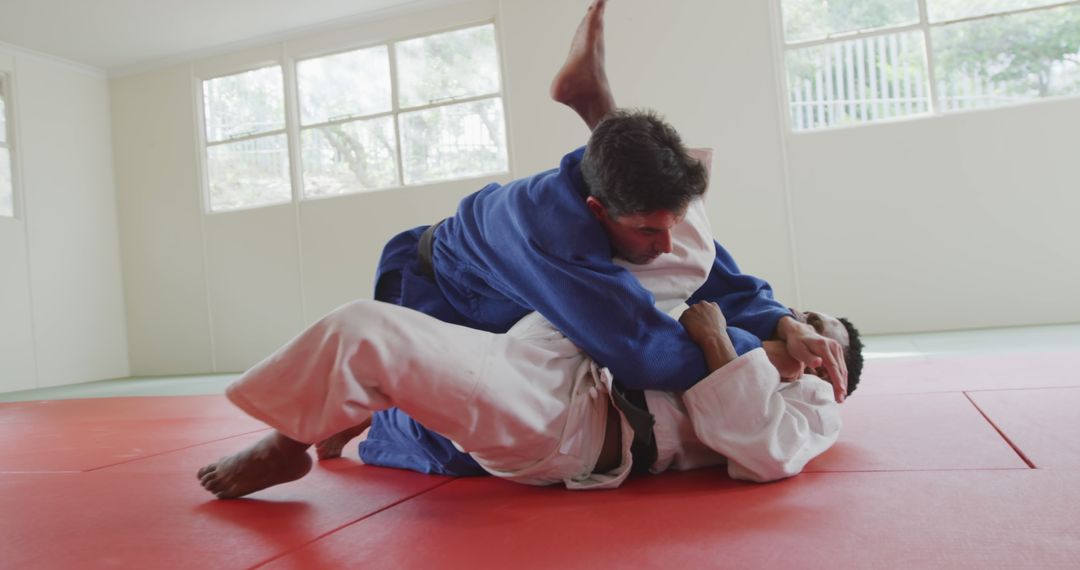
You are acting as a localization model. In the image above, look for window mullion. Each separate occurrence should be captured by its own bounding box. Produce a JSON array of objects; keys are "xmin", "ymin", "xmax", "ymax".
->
[
  {"xmin": 787, "ymin": 22, "xmax": 924, "ymax": 50},
  {"xmin": 917, "ymin": 0, "xmax": 940, "ymax": 114},
  {"xmin": 397, "ymin": 92, "xmax": 504, "ymax": 115},
  {"xmin": 206, "ymin": 127, "xmax": 288, "ymax": 147},
  {"xmin": 282, "ymin": 47, "xmax": 304, "ymax": 203},
  {"xmin": 930, "ymin": 0, "xmax": 1080, "ymax": 28},
  {"xmin": 303, "ymin": 109, "xmax": 396, "ymax": 132},
  {"xmin": 388, "ymin": 42, "xmax": 406, "ymax": 187}
]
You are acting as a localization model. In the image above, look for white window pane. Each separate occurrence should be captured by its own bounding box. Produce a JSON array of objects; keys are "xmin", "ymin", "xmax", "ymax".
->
[
  {"xmin": 297, "ymin": 46, "xmax": 392, "ymax": 126},
  {"xmin": 781, "ymin": 0, "xmax": 920, "ymax": 43},
  {"xmin": 206, "ymin": 135, "xmax": 291, "ymax": 212},
  {"xmin": 787, "ymin": 31, "xmax": 930, "ymax": 131},
  {"xmin": 301, "ymin": 117, "xmax": 399, "ymax": 198},
  {"xmin": 928, "ymin": 0, "xmax": 1067, "ymax": 22},
  {"xmin": 933, "ymin": 5, "xmax": 1080, "ymax": 112},
  {"xmin": 0, "ymin": 147, "xmax": 12, "ymax": 217},
  {"xmin": 0, "ymin": 88, "xmax": 7, "ymax": 145},
  {"xmin": 396, "ymin": 24, "xmax": 501, "ymax": 108},
  {"xmin": 400, "ymin": 98, "xmax": 507, "ymax": 185},
  {"xmin": 203, "ymin": 67, "xmax": 285, "ymax": 143}
]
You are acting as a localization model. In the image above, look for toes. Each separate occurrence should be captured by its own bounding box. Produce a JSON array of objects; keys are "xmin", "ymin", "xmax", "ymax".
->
[{"xmin": 197, "ymin": 463, "xmax": 216, "ymax": 480}]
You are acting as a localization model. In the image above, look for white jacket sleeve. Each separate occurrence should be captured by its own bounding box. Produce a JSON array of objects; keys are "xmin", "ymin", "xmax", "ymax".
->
[{"xmin": 681, "ymin": 348, "xmax": 841, "ymax": 483}]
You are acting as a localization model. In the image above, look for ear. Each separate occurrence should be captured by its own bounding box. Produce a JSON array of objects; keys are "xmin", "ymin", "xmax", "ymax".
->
[{"xmin": 585, "ymin": 196, "xmax": 609, "ymax": 221}]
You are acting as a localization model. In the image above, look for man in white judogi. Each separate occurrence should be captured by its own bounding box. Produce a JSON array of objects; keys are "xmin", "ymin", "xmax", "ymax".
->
[{"xmin": 199, "ymin": 192, "xmax": 843, "ymax": 498}]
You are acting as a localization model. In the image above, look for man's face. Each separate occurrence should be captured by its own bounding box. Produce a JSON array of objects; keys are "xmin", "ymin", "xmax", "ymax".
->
[
  {"xmin": 765, "ymin": 310, "xmax": 849, "ymax": 382},
  {"xmin": 586, "ymin": 197, "xmax": 685, "ymax": 265}
]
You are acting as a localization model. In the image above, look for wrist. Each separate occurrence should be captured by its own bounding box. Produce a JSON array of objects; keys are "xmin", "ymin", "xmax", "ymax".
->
[
  {"xmin": 775, "ymin": 315, "xmax": 800, "ymax": 341},
  {"xmin": 700, "ymin": 335, "xmax": 738, "ymax": 372}
]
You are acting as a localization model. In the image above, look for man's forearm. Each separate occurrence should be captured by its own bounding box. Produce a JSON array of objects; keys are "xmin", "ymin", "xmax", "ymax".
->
[{"xmin": 698, "ymin": 334, "xmax": 739, "ymax": 373}]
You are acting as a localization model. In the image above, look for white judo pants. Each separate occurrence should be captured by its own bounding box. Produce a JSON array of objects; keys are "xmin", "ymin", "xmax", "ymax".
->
[{"xmin": 227, "ymin": 300, "xmax": 630, "ymax": 487}]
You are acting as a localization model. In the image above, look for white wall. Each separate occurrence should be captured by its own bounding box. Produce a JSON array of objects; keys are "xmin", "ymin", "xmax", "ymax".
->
[
  {"xmin": 112, "ymin": 0, "xmax": 512, "ymax": 375},
  {"xmin": 108, "ymin": 0, "xmax": 1080, "ymax": 378},
  {"xmin": 0, "ymin": 47, "xmax": 129, "ymax": 393},
  {"xmin": 788, "ymin": 98, "xmax": 1080, "ymax": 332}
]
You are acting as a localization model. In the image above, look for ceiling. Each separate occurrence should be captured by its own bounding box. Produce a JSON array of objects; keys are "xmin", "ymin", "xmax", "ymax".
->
[{"xmin": 0, "ymin": 0, "xmax": 459, "ymax": 74}]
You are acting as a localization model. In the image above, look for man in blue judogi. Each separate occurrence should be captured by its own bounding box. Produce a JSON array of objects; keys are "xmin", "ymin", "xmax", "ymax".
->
[{"xmin": 341, "ymin": 0, "xmax": 848, "ymax": 476}]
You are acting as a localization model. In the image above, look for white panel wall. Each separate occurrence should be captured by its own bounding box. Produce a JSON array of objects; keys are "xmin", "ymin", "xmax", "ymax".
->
[
  {"xmin": 0, "ymin": 52, "xmax": 37, "ymax": 394},
  {"xmin": 110, "ymin": 65, "xmax": 214, "ymax": 375},
  {"xmin": 0, "ymin": 47, "xmax": 129, "ymax": 392},
  {"xmin": 0, "ymin": 219, "xmax": 36, "ymax": 392},
  {"xmin": 787, "ymin": 98, "xmax": 1080, "ymax": 333}
]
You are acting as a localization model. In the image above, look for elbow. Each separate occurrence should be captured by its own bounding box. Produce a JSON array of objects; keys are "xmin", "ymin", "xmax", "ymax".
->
[{"xmin": 727, "ymin": 455, "xmax": 805, "ymax": 483}]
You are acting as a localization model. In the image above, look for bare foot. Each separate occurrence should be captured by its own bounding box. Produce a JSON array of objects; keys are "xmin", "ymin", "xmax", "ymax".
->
[
  {"xmin": 550, "ymin": 0, "xmax": 616, "ymax": 130},
  {"xmin": 315, "ymin": 419, "xmax": 371, "ymax": 460},
  {"xmin": 197, "ymin": 432, "xmax": 313, "ymax": 499}
]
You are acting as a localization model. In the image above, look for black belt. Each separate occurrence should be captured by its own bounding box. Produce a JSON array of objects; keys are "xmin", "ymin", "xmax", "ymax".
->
[
  {"xmin": 610, "ymin": 386, "xmax": 658, "ymax": 475},
  {"xmin": 417, "ymin": 219, "xmax": 446, "ymax": 281}
]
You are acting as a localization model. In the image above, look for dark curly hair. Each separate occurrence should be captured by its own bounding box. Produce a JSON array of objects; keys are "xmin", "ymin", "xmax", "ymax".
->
[{"xmin": 839, "ymin": 317, "xmax": 864, "ymax": 395}]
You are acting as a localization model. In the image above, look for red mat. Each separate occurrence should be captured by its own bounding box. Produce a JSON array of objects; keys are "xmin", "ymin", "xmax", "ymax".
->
[
  {"xmin": 806, "ymin": 392, "xmax": 1027, "ymax": 472},
  {"xmin": 0, "ymin": 395, "xmax": 244, "ymax": 423},
  {"xmin": 3, "ymin": 345, "xmax": 1080, "ymax": 570},
  {"xmin": 968, "ymin": 387, "xmax": 1080, "ymax": 469},
  {"xmin": 859, "ymin": 350, "xmax": 1080, "ymax": 395},
  {"xmin": 0, "ymin": 396, "xmax": 265, "ymax": 473},
  {"xmin": 0, "ymin": 433, "xmax": 451, "ymax": 569},
  {"xmin": 263, "ymin": 469, "xmax": 1080, "ymax": 570}
]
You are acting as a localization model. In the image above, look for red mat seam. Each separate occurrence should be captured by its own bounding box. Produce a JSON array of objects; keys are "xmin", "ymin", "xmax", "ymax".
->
[
  {"xmin": 962, "ymin": 385, "xmax": 1080, "ymax": 394},
  {"xmin": 858, "ymin": 384, "xmax": 1080, "ymax": 397},
  {"xmin": 248, "ymin": 477, "xmax": 458, "ymax": 570},
  {"xmin": 963, "ymin": 392, "xmax": 1037, "ymax": 469},
  {"xmin": 805, "ymin": 467, "xmax": 1031, "ymax": 474},
  {"xmin": 81, "ymin": 427, "xmax": 271, "ymax": 473}
]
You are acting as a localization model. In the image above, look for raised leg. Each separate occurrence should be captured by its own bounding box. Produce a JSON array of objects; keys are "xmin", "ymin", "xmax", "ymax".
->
[{"xmin": 550, "ymin": 0, "xmax": 616, "ymax": 130}]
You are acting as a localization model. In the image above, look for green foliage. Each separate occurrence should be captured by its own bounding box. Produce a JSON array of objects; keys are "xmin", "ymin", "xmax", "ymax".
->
[
  {"xmin": 397, "ymin": 24, "xmax": 500, "ymax": 108},
  {"xmin": 204, "ymin": 67, "xmax": 285, "ymax": 142},
  {"xmin": 934, "ymin": 4, "xmax": 1080, "ymax": 97},
  {"xmin": 783, "ymin": 0, "xmax": 918, "ymax": 42}
]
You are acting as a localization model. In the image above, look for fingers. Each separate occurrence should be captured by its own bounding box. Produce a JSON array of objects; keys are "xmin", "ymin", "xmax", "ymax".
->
[
  {"xmin": 819, "ymin": 340, "xmax": 848, "ymax": 404},
  {"xmin": 788, "ymin": 341, "xmax": 823, "ymax": 369},
  {"xmin": 790, "ymin": 335, "xmax": 847, "ymax": 403}
]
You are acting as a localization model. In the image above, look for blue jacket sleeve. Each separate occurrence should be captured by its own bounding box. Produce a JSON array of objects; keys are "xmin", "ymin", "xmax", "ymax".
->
[
  {"xmin": 727, "ymin": 326, "xmax": 763, "ymax": 356},
  {"xmin": 687, "ymin": 241, "xmax": 793, "ymax": 342}
]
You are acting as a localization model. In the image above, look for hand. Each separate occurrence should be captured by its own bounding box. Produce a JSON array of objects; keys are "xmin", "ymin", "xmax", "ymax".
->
[
  {"xmin": 679, "ymin": 301, "xmax": 727, "ymax": 347},
  {"xmin": 777, "ymin": 317, "xmax": 848, "ymax": 403},
  {"xmin": 680, "ymin": 302, "xmax": 737, "ymax": 372}
]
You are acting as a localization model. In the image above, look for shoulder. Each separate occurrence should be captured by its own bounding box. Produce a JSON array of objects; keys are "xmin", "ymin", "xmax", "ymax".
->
[{"xmin": 506, "ymin": 147, "xmax": 611, "ymax": 262}]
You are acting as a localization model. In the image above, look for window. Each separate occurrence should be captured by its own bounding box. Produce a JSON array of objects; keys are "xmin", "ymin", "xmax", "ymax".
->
[
  {"xmin": 1, "ymin": 73, "xmax": 13, "ymax": 217},
  {"xmin": 297, "ymin": 23, "xmax": 507, "ymax": 197},
  {"xmin": 779, "ymin": 0, "xmax": 1080, "ymax": 131},
  {"xmin": 200, "ymin": 23, "xmax": 508, "ymax": 212},
  {"xmin": 202, "ymin": 66, "xmax": 291, "ymax": 212}
]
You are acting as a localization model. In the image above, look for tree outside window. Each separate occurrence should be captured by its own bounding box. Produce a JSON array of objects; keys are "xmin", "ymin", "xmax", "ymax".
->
[{"xmin": 780, "ymin": 0, "xmax": 1080, "ymax": 130}]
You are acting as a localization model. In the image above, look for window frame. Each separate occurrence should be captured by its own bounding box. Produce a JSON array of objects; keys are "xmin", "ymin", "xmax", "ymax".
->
[
  {"xmin": 195, "ymin": 19, "xmax": 511, "ymax": 214},
  {"xmin": 774, "ymin": 0, "xmax": 1080, "ymax": 133},
  {"xmin": 0, "ymin": 68, "xmax": 20, "ymax": 220},
  {"xmin": 198, "ymin": 64, "xmax": 292, "ymax": 214}
]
